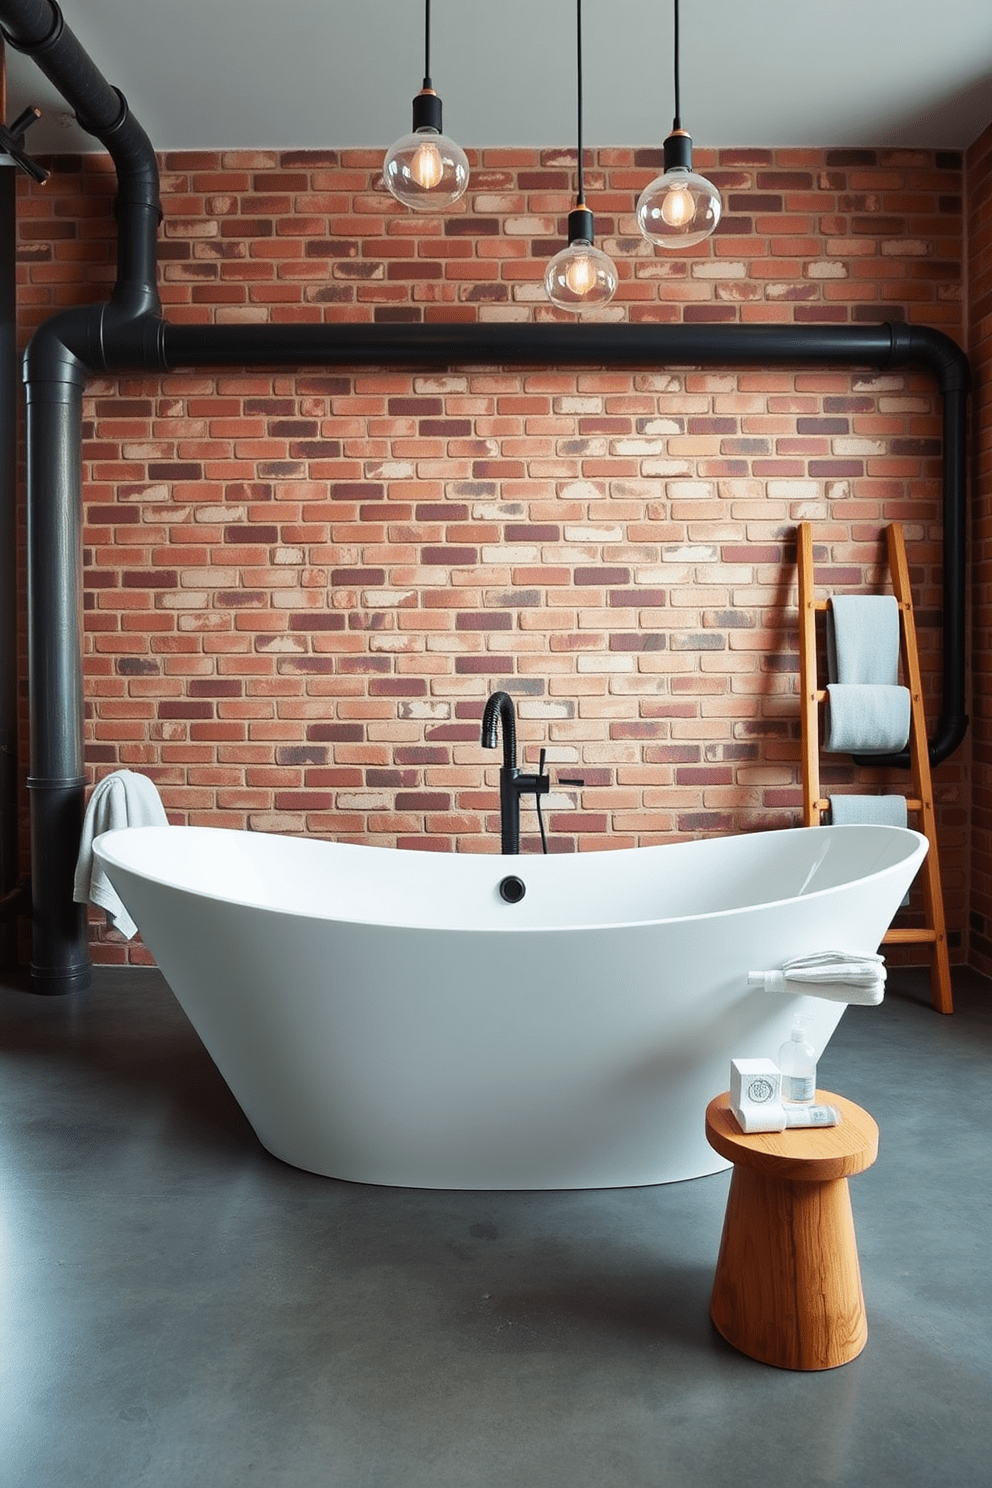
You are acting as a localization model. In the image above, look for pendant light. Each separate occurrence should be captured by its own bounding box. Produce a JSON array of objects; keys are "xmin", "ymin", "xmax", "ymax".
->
[
  {"xmin": 383, "ymin": 0, "xmax": 469, "ymax": 211},
  {"xmin": 544, "ymin": 0, "xmax": 617, "ymax": 311},
  {"xmin": 636, "ymin": 0, "xmax": 721, "ymax": 249}
]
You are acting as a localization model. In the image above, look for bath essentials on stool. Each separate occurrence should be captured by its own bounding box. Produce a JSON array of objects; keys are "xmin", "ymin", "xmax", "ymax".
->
[
  {"xmin": 728, "ymin": 1058, "xmax": 840, "ymax": 1133},
  {"xmin": 779, "ymin": 1018, "xmax": 817, "ymax": 1104},
  {"xmin": 748, "ymin": 949, "xmax": 887, "ymax": 1005},
  {"xmin": 73, "ymin": 770, "xmax": 168, "ymax": 939}
]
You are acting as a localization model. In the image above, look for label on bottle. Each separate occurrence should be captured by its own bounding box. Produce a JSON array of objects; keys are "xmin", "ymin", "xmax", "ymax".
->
[{"xmin": 782, "ymin": 1074, "xmax": 816, "ymax": 1103}]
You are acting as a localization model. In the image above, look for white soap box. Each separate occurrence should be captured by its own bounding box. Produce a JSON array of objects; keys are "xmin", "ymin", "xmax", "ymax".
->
[{"xmin": 730, "ymin": 1057, "xmax": 787, "ymax": 1133}]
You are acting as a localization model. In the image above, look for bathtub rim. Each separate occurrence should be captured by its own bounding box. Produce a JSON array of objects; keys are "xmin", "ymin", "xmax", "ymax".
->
[{"xmin": 93, "ymin": 822, "xmax": 929, "ymax": 937}]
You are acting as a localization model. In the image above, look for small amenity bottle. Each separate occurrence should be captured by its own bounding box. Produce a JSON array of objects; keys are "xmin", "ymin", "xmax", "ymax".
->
[{"xmin": 778, "ymin": 1018, "xmax": 817, "ymax": 1104}]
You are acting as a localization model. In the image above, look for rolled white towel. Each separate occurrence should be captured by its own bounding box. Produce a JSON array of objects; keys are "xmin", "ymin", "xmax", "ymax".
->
[
  {"xmin": 73, "ymin": 771, "xmax": 168, "ymax": 939},
  {"xmin": 749, "ymin": 950, "xmax": 886, "ymax": 1006}
]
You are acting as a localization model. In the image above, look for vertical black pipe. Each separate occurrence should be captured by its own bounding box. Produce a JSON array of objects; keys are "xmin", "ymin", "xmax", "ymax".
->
[
  {"xmin": 0, "ymin": 162, "xmax": 18, "ymax": 967},
  {"xmin": 25, "ymin": 355, "xmax": 90, "ymax": 992},
  {"xmin": 940, "ymin": 387, "xmax": 969, "ymax": 760}
]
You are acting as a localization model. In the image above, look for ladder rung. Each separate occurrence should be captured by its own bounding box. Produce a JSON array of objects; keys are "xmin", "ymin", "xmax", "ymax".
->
[{"xmin": 882, "ymin": 928, "xmax": 938, "ymax": 944}]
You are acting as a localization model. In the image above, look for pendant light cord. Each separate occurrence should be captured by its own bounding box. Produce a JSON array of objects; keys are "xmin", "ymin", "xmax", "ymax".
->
[
  {"xmin": 672, "ymin": 0, "xmax": 682, "ymax": 130},
  {"xmin": 423, "ymin": 0, "xmax": 432, "ymax": 90},
  {"xmin": 575, "ymin": 0, "xmax": 585, "ymax": 205}
]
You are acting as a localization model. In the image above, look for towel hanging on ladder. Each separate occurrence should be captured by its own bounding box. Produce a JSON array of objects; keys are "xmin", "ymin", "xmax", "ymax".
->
[
  {"xmin": 826, "ymin": 595, "xmax": 900, "ymax": 684},
  {"xmin": 823, "ymin": 682, "xmax": 911, "ymax": 754}
]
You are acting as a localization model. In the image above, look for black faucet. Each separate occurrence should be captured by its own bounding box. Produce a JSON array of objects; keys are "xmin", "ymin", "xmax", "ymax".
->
[{"xmin": 481, "ymin": 690, "xmax": 550, "ymax": 854}]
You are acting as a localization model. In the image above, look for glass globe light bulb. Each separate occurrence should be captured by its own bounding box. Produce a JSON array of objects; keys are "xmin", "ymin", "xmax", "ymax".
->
[
  {"xmin": 383, "ymin": 89, "xmax": 470, "ymax": 212},
  {"xmin": 383, "ymin": 126, "xmax": 469, "ymax": 210},
  {"xmin": 637, "ymin": 164, "xmax": 721, "ymax": 249},
  {"xmin": 544, "ymin": 236, "xmax": 618, "ymax": 312}
]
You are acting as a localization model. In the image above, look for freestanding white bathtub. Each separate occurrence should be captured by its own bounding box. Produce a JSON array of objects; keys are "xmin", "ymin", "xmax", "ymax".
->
[{"xmin": 93, "ymin": 824, "xmax": 927, "ymax": 1191}]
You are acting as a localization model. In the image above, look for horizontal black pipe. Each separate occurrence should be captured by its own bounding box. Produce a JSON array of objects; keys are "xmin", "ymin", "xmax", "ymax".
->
[
  {"xmin": 161, "ymin": 319, "xmax": 933, "ymax": 374},
  {"xmin": 2, "ymin": 0, "xmax": 971, "ymax": 997}
]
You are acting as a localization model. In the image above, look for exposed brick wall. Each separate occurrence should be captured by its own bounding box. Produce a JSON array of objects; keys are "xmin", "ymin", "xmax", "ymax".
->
[
  {"xmin": 14, "ymin": 145, "xmax": 970, "ymax": 964},
  {"xmin": 967, "ymin": 124, "xmax": 992, "ymax": 974}
]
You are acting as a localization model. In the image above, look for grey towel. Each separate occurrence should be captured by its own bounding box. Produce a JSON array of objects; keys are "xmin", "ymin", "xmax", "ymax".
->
[
  {"xmin": 828, "ymin": 794, "xmax": 908, "ymax": 828},
  {"xmin": 827, "ymin": 594, "xmax": 900, "ymax": 684},
  {"xmin": 823, "ymin": 682, "xmax": 911, "ymax": 753}
]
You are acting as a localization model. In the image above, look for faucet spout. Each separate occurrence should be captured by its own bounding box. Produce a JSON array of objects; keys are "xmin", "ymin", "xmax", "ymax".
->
[{"xmin": 481, "ymin": 690, "xmax": 517, "ymax": 772}]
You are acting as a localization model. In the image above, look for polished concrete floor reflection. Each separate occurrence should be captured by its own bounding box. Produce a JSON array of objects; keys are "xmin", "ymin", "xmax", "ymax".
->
[{"xmin": 1, "ymin": 962, "xmax": 988, "ymax": 1488}]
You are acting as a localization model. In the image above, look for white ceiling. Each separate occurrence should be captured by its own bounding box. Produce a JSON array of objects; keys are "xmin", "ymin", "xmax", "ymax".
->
[{"xmin": 3, "ymin": 0, "xmax": 991, "ymax": 158}]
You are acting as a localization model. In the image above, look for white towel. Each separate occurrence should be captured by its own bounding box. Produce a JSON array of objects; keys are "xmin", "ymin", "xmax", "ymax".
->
[
  {"xmin": 73, "ymin": 771, "xmax": 168, "ymax": 939},
  {"xmin": 749, "ymin": 950, "xmax": 887, "ymax": 1006},
  {"xmin": 823, "ymin": 682, "xmax": 911, "ymax": 753},
  {"xmin": 827, "ymin": 595, "xmax": 901, "ymax": 684}
]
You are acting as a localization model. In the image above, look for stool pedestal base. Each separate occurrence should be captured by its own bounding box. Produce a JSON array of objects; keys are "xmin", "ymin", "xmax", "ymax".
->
[{"xmin": 710, "ymin": 1164, "xmax": 867, "ymax": 1370}]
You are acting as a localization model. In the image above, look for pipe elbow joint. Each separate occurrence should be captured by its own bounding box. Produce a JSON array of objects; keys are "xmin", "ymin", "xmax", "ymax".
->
[
  {"xmin": 886, "ymin": 322, "xmax": 971, "ymax": 395},
  {"xmin": 22, "ymin": 309, "xmax": 98, "ymax": 387},
  {"xmin": 928, "ymin": 712, "xmax": 969, "ymax": 767},
  {"xmin": 22, "ymin": 302, "xmax": 167, "ymax": 384}
]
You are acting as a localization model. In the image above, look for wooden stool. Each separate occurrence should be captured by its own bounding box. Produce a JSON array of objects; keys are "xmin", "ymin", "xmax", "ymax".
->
[{"xmin": 705, "ymin": 1091, "xmax": 878, "ymax": 1371}]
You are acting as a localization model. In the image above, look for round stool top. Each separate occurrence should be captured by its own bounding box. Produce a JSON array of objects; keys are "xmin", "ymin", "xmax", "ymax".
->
[{"xmin": 705, "ymin": 1091, "xmax": 878, "ymax": 1181}]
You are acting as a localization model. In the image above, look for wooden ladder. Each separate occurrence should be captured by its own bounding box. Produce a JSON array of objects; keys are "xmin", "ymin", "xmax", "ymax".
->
[{"xmin": 797, "ymin": 521, "xmax": 953, "ymax": 1014}]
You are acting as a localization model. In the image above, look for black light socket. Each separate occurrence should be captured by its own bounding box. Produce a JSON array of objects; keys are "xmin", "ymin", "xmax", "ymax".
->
[
  {"xmin": 567, "ymin": 205, "xmax": 595, "ymax": 244},
  {"xmin": 411, "ymin": 88, "xmax": 443, "ymax": 134},
  {"xmin": 663, "ymin": 129, "xmax": 693, "ymax": 174}
]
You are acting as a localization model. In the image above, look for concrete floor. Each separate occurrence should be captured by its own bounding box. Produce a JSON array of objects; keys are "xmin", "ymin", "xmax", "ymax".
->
[{"xmin": 1, "ymin": 962, "xmax": 988, "ymax": 1488}]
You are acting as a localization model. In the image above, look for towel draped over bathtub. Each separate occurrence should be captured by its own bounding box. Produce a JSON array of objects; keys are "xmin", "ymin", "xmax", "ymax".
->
[
  {"xmin": 73, "ymin": 770, "xmax": 168, "ymax": 939},
  {"xmin": 749, "ymin": 950, "xmax": 887, "ymax": 1006}
]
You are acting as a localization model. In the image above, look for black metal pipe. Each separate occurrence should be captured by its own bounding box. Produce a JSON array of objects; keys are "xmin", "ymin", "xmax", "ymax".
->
[
  {"xmin": 24, "ymin": 361, "xmax": 91, "ymax": 992},
  {"xmin": 1, "ymin": 0, "xmax": 164, "ymax": 992},
  {"xmin": 163, "ymin": 319, "xmax": 908, "ymax": 371},
  {"xmin": 0, "ymin": 0, "xmax": 971, "ymax": 994},
  {"xmin": 0, "ymin": 164, "xmax": 18, "ymax": 969}
]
